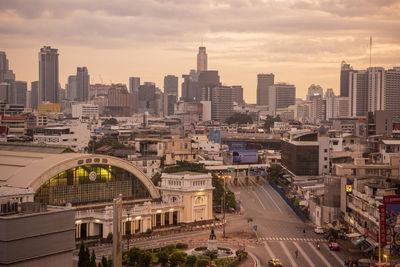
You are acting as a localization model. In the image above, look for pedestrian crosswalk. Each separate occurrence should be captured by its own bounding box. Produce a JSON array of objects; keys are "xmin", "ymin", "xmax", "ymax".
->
[{"xmin": 258, "ymin": 236, "xmax": 326, "ymax": 242}]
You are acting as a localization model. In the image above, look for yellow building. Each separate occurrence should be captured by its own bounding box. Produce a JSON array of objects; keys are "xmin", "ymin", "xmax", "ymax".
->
[
  {"xmin": 38, "ymin": 103, "xmax": 61, "ymax": 114},
  {"xmin": 163, "ymin": 135, "xmax": 198, "ymax": 165},
  {"xmin": 159, "ymin": 171, "xmax": 214, "ymax": 223}
]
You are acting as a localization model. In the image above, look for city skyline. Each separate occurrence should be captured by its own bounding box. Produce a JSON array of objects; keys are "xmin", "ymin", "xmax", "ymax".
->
[{"xmin": 1, "ymin": 0, "xmax": 400, "ymax": 103}]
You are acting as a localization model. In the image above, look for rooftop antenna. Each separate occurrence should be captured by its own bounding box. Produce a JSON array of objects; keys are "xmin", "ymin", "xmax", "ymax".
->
[{"xmin": 369, "ymin": 36, "xmax": 372, "ymax": 68}]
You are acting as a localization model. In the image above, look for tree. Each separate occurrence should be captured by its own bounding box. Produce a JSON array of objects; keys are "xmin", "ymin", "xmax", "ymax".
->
[
  {"xmin": 89, "ymin": 250, "xmax": 96, "ymax": 267},
  {"xmin": 157, "ymin": 251, "xmax": 169, "ymax": 267},
  {"xmin": 268, "ymin": 164, "xmax": 282, "ymax": 184},
  {"xmin": 263, "ymin": 115, "xmax": 281, "ymax": 131},
  {"xmin": 196, "ymin": 258, "xmax": 210, "ymax": 267},
  {"xmin": 225, "ymin": 113, "xmax": 253, "ymax": 125},
  {"xmin": 138, "ymin": 251, "xmax": 152, "ymax": 267},
  {"xmin": 128, "ymin": 247, "xmax": 142, "ymax": 266},
  {"xmin": 151, "ymin": 172, "xmax": 161, "ymax": 186},
  {"xmin": 169, "ymin": 251, "xmax": 186, "ymax": 267},
  {"xmin": 78, "ymin": 242, "xmax": 90, "ymax": 267},
  {"xmin": 185, "ymin": 255, "xmax": 197, "ymax": 267},
  {"xmin": 98, "ymin": 256, "xmax": 112, "ymax": 267},
  {"xmin": 204, "ymin": 250, "xmax": 218, "ymax": 261}
]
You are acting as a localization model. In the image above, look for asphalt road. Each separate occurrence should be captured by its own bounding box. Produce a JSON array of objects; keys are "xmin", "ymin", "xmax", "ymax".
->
[{"xmin": 232, "ymin": 182, "xmax": 353, "ymax": 267}]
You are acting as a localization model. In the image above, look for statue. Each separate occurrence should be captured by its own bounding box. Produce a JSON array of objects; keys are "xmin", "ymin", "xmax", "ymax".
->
[{"xmin": 209, "ymin": 228, "xmax": 216, "ymax": 240}]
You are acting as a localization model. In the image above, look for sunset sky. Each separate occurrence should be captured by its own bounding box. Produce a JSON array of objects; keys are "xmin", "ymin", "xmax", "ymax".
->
[{"xmin": 1, "ymin": 0, "xmax": 399, "ymax": 103}]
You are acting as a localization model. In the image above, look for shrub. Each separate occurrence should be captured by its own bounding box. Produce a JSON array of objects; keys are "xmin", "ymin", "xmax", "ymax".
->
[{"xmin": 175, "ymin": 243, "xmax": 188, "ymax": 249}]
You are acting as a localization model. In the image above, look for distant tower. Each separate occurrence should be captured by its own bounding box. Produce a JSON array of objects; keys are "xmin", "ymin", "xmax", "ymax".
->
[
  {"xmin": 197, "ymin": 47, "xmax": 208, "ymax": 72},
  {"xmin": 76, "ymin": 67, "xmax": 89, "ymax": 102},
  {"xmin": 256, "ymin": 73, "xmax": 274, "ymax": 106},
  {"xmin": 39, "ymin": 46, "xmax": 59, "ymax": 104},
  {"xmin": 340, "ymin": 61, "xmax": 354, "ymax": 97}
]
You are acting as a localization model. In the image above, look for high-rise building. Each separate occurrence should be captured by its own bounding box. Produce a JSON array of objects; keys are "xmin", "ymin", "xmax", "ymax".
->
[
  {"xmin": 164, "ymin": 75, "xmax": 178, "ymax": 95},
  {"xmin": 268, "ymin": 83, "xmax": 296, "ymax": 115},
  {"xmin": 11, "ymin": 81, "xmax": 27, "ymax": 106},
  {"xmin": 198, "ymin": 70, "xmax": 220, "ymax": 101},
  {"xmin": 306, "ymin": 84, "xmax": 323, "ymax": 100},
  {"xmin": 129, "ymin": 77, "xmax": 140, "ymax": 114},
  {"xmin": 349, "ymin": 70, "xmax": 368, "ymax": 117},
  {"xmin": 340, "ymin": 61, "xmax": 354, "ymax": 97},
  {"xmin": 325, "ymin": 88, "xmax": 335, "ymax": 120},
  {"xmin": 76, "ymin": 67, "xmax": 89, "ymax": 102},
  {"xmin": 197, "ymin": 47, "xmax": 207, "ymax": 72},
  {"xmin": 232, "ymin": 85, "xmax": 244, "ymax": 105},
  {"xmin": 66, "ymin": 75, "xmax": 76, "ymax": 101},
  {"xmin": 39, "ymin": 46, "xmax": 59, "ymax": 104},
  {"xmin": 0, "ymin": 51, "xmax": 15, "ymax": 83},
  {"xmin": 211, "ymin": 86, "xmax": 233, "ymax": 121},
  {"xmin": 385, "ymin": 67, "xmax": 400, "ymax": 122},
  {"xmin": 257, "ymin": 73, "xmax": 274, "ymax": 106},
  {"xmin": 31, "ymin": 81, "xmax": 39, "ymax": 110},
  {"xmin": 367, "ymin": 67, "xmax": 385, "ymax": 112},
  {"xmin": 181, "ymin": 70, "xmax": 199, "ymax": 102},
  {"xmin": 0, "ymin": 82, "xmax": 11, "ymax": 103}
]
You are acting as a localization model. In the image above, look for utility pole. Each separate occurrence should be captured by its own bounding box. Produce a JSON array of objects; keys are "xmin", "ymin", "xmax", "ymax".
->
[
  {"xmin": 127, "ymin": 213, "xmax": 130, "ymax": 251},
  {"xmin": 223, "ymin": 175, "xmax": 226, "ymax": 238}
]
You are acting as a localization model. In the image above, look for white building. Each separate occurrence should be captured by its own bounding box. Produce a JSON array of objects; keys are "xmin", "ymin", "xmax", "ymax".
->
[{"xmin": 72, "ymin": 103, "xmax": 99, "ymax": 119}]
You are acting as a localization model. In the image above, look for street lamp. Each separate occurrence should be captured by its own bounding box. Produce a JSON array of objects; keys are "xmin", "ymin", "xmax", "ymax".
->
[{"xmin": 127, "ymin": 213, "xmax": 130, "ymax": 251}]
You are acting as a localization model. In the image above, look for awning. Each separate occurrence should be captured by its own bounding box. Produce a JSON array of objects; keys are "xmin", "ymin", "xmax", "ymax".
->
[
  {"xmin": 352, "ymin": 236, "xmax": 365, "ymax": 246},
  {"xmin": 346, "ymin": 233, "xmax": 362, "ymax": 238},
  {"xmin": 365, "ymin": 237, "xmax": 378, "ymax": 248}
]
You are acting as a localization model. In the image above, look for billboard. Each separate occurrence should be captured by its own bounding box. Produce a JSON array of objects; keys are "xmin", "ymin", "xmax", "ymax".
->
[
  {"xmin": 232, "ymin": 150, "xmax": 258, "ymax": 164},
  {"xmin": 209, "ymin": 129, "xmax": 221, "ymax": 144},
  {"xmin": 382, "ymin": 195, "xmax": 400, "ymax": 250}
]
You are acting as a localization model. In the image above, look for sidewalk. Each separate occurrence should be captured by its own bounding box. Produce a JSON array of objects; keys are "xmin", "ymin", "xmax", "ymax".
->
[{"xmin": 236, "ymin": 254, "xmax": 256, "ymax": 267}]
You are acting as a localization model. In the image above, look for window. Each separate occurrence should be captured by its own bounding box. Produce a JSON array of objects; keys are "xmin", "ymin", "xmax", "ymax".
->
[
  {"xmin": 324, "ymin": 165, "xmax": 328, "ymax": 168},
  {"xmin": 324, "ymin": 149, "xmax": 328, "ymax": 153},
  {"xmin": 195, "ymin": 196, "xmax": 204, "ymax": 205},
  {"xmin": 324, "ymin": 157, "xmax": 327, "ymax": 161},
  {"xmin": 184, "ymin": 143, "xmax": 188, "ymax": 149}
]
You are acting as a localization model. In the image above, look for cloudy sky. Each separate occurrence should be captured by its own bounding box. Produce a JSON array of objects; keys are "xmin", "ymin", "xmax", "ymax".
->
[{"xmin": 1, "ymin": 0, "xmax": 399, "ymax": 102}]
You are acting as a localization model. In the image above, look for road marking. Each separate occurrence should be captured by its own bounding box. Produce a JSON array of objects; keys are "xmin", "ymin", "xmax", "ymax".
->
[
  {"xmin": 252, "ymin": 190, "xmax": 266, "ymax": 210},
  {"xmin": 260, "ymin": 185, "xmax": 283, "ymax": 213},
  {"xmin": 279, "ymin": 241, "xmax": 299, "ymax": 267},
  {"xmin": 263, "ymin": 241, "xmax": 275, "ymax": 259},
  {"xmin": 323, "ymin": 243, "xmax": 344, "ymax": 265},
  {"xmin": 293, "ymin": 242, "xmax": 316, "ymax": 267},
  {"xmin": 306, "ymin": 242, "xmax": 332, "ymax": 267}
]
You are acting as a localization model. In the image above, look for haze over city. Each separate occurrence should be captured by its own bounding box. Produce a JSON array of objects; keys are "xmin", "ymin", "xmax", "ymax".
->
[{"xmin": 1, "ymin": 0, "xmax": 400, "ymax": 102}]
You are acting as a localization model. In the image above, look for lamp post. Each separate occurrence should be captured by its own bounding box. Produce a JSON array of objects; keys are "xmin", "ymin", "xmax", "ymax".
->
[
  {"xmin": 223, "ymin": 175, "xmax": 226, "ymax": 238},
  {"xmin": 127, "ymin": 213, "xmax": 130, "ymax": 251}
]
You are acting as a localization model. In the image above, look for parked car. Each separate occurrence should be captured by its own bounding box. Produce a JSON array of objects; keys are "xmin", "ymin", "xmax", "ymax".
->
[
  {"xmin": 329, "ymin": 241, "xmax": 340, "ymax": 251},
  {"xmin": 314, "ymin": 227, "xmax": 324, "ymax": 234},
  {"xmin": 268, "ymin": 258, "xmax": 282, "ymax": 266}
]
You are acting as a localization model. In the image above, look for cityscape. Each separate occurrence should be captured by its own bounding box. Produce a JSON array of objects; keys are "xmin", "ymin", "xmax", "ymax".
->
[{"xmin": 1, "ymin": 1, "xmax": 400, "ymax": 267}]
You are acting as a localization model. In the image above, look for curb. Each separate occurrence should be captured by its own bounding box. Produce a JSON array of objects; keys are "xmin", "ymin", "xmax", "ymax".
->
[{"xmin": 247, "ymin": 251, "xmax": 260, "ymax": 267}]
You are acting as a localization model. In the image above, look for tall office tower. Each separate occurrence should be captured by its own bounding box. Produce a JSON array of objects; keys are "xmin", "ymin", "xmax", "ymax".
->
[
  {"xmin": 349, "ymin": 70, "xmax": 368, "ymax": 117},
  {"xmin": 39, "ymin": 46, "xmax": 59, "ymax": 104},
  {"xmin": 385, "ymin": 67, "xmax": 400, "ymax": 122},
  {"xmin": 129, "ymin": 77, "xmax": 140, "ymax": 114},
  {"xmin": 268, "ymin": 83, "xmax": 296, "ymax": 115},
  {"xmin": 197, "ymin": 46, "xmax": 208, "ymax": 72},
  {"xmin": 198, "ymin": 70, "xmax": 220, "ymax": 101},
  {"xmin": 340, "ymin": 61, "xmax": 354, "ymax": 97},
  {"xmin": 76, "ymin": 67, "xmax": 89, "ymax": 102},
  {"xmin": 26, "ymin": 90, "xmax": 31, "ymax": 108},
  {"xmin": 325, "ymin": 88, "xmax": 336, "ymax": 120},
  {"xmin": 232, "ymin": 85, "xmax": 244, "ymax": 105},
  {"xmin": 0, "ymin": 82, "xmax": 11, "ymax": 103},
  {"xmin": 337, "ymin": 97, "xmax": 350, "ymax": 117},
  {"xmin": 181, "ymin": 70, "xmax": 199, "ymax": 102},
  {"xmin": 138, "ymin": 82, "xmax": 157, "ymax": 114},
  {"xmin": 211, "ymin": 86, "xmax": 233, "ymax": 121},
  {"xmin": 31, "ymin": 81, "xmax": 39, "ymax": 110},
  {"xmin": 0, "ymin": 51, "xmax": 15, "ymax": 83},
  {"xmin": 66, "ymin": 75, "xmax": 77, "ymax": 101},
  {"xmin": 256, "ymin": 73, "xmax": 274, "ymax": 106},
  {"xmin": 310, "ymin": 93, "xmax": 324, "ymax": 124},
  {"xmin": 306, "ymin": 84, "xmax": 323, "ymax": 100},
  {"xmin": 367, "ymin": 67, "xmax": 385, "ymax": 112},
  {"xmin": 164, "ymin": 75, "xmax": 178, "ymax": 95},
  {"xmin": 164, "ymin": 75, "xmax": 178, "ymax": 116},
  {"xmin": 11, "ymin": 81, "xmax": 27, "ymax": 106}
]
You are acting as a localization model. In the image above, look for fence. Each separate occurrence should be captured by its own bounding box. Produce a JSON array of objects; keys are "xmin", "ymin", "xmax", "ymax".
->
[{"xmin": 269, "ymin": 182, "xmax": 306, "ymax": 222}]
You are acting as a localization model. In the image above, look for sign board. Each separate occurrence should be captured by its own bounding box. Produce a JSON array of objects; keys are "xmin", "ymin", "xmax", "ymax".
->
[
  {"xmin": 253, "ymin": 225, "xmax": 257, "ymax": 231},
  {"xmin": 345, "ymin": 185, "xmax": 352, "ymax": 192}
]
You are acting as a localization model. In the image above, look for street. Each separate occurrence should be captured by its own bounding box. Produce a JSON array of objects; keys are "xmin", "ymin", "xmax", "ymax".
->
[{"xmin": 232, "ymin": 182, "xmax": 353, "ymax": 266}]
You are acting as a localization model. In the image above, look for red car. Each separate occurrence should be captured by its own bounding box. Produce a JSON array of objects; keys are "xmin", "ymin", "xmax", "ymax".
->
[{"xmin": 329, "ymin": 241, "xmax": 340, "ymax": 251}]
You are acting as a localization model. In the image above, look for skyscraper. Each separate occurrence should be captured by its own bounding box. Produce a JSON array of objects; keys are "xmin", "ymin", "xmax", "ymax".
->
[
  {"xmin": 385, "ymin": 67, "xmax": 400, "ymax": 122},
  {"xmin": 268, "ymin": 83, "xmax": 296, "ymax": 115},
  {"xmin": 232, "ymin": 85, "xmax": 244, "ymax": 105},
  {"xmin": 0, "ymin": 51, "xmax": 15, "ymax": 83},
  {"xmin": 349, "ymin": 70, "xmax": 368, "ymax": 117},
  {"xmin": 257, "ymin": 73, "xmax": 274, "ymax": 106},
  {"xmin": 181, "ymin": 70, "xmax": 199, "ymax": 102},
  {"xmin": 367, "ymin": 67, "xmax": 385, "ymax": 112},
  {"xmin": 211, "ymin": 86, "xmax": 233, "ymax": 121},
  {"xmin": 197, "ymin": 47, "xmax": 207, "ymax": 72},
  {"xmin": 31, "ymin": 81, "xmax": 39, "ymax": 110},
  {"xmin": 129, "ymin": 77, "xmax": 140, "ymax": 114},
  {"xmin": 164, "ymin": 75, "xmax": 178, "ymax": 116},
  {"xmin": 340, "ymin": 61, "xmax": 354, "ymax": 97},
  {"xmin": 66, "ymin": 75, "xmax": 77, "ymax": 101},
  {"xmin": 198, "ymin": 70, "xmax": 220, "ymax": 101},
  {"xmin": 11, "ymin": 81, "xmax": 27, "ymax": 106},
  {"xmin": 39, "ymin": 46, "xmax": 59, "ymax": 104},
  {"xmin": 306, "ymin": 84, "xmax": 323, "ymax": 100},
  {"xmin": 76, "ymin": 67, "xmax": 89, "ymax": 102}
]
